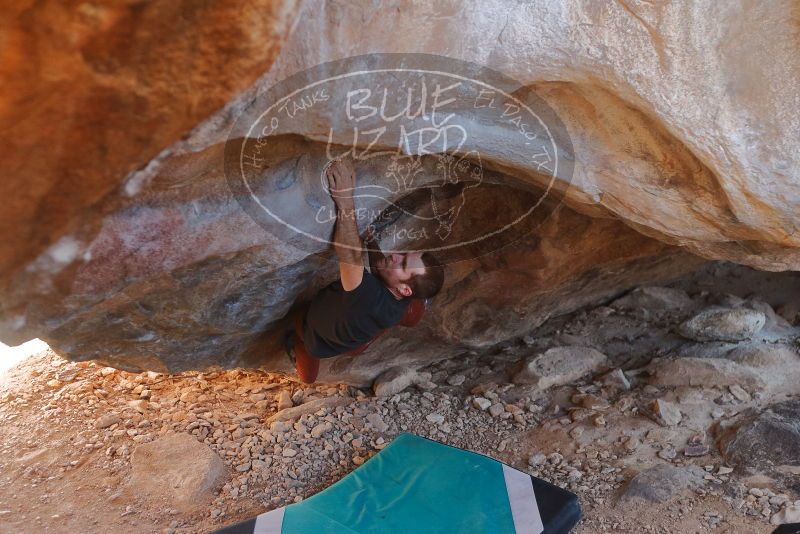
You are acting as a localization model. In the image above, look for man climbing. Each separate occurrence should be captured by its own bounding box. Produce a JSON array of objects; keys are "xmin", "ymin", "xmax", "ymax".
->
[{"xmin": 284, "ymin": 157, "xmax": 445, "ymax": 383}]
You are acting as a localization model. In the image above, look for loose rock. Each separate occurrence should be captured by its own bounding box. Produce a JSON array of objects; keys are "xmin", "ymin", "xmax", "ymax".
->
[
  {"xmin": 488, "ymin": 403, "xmax": 504, "ymax": 417},
  {"xmin": 276, "ymin": 390, "xmax": 293, "ymax": 411},
  {"xmin": 372, "ymin": 367, "xmax": 425, "ymax": 397},
  {"xmin": 646, "ymin": 357, "xmax": 764, "ymax": 389},
  {"xmin": 95, "ymin": 414, "xmax": 121, "ymax": 429},
  {"xmin": 620, "ymin": 464, "xmax": 706, "ymax": 503},
  {"xmin": 128, "ymin": 433, "xmax": 226, "ymax": 511},
  {"xmin": 678, "ymin": 306, "xmax": 766, "ymax": 342},
  {"xmin": 684, "ymin": 445, "xmax": 710, "ymax": 457},
  {"xmin": 446, "ymin": 374, "xmax": 466, "ymax": 386},
  {"xmin": 512, "ymin": 346, "xmax": 608, "ymax": 390},
  {"xmin": 611, "ymin": 286, "xmax": 695, "ymax": 312},
  {"xmin": 728, "ymin": 384, "xmax": 752, "ymax": 402},
  {"xmin": 643, "ymin": 399, "xmax": 682, "ymax": 427},
  {"xmin": 472, "ymin": 397, "xmax": 492, "ymax": 411},
  {"xmin": 266, "ymin": 396, "xmax": 350, "ymax": 424},
  {"xmin": 771, "ymin": 505, "xmax": 800, "ymax": 525},
  {"xmin": 598, "ymin": 368, "xmax": 631, "ymax": 391},
  {"xmin": 717, "ymin": 399, "xmax": 800, "ymax": 475},
  {"xmin": 528, "ymin": 453, "xmax": 547, "ymax": 467},
  {"xmin": 425, "ymin": 413, "xmax": 445, "ymax": 424},
  {"xmin": 365, "ymin": 413, "xmax": 388, "ymax": 433}
]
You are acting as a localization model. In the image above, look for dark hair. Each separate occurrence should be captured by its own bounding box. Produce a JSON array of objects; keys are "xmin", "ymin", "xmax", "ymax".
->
[{"xmin": 406, "ymin": 252, "xmax": 445, "ymax": 299}]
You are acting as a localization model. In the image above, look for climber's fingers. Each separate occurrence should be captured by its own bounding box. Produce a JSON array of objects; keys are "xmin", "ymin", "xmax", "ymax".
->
[
  {"xmin": 325, "ymin": 158, "xmax": 356, "ymax": 193},
  {"xmin": 325, "ymin": 164, "xmax": 338, "ymax": 191},
  {"xmin": 363, "ymin": 224, "xmax": 377, "ymax": 243}
]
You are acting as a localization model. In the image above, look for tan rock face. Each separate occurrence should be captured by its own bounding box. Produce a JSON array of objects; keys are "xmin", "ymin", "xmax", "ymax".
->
[{"xmin": 1, "ymin": 1, "xmax": 797, "ymax": 383}]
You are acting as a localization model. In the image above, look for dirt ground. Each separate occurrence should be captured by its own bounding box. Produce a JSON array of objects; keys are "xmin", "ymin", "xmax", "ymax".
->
[{"xmin": 0, "ymin": 355, "xmax": 779, "ymax": 533}]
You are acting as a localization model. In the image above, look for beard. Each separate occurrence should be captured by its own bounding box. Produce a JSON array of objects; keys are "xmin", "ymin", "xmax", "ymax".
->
[{"xmin": 367, "ymin": 244, "xmax": 389, "ymax": 285}]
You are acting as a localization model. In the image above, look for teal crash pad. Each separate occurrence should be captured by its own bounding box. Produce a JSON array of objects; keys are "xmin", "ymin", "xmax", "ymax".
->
[{"xmin": 213, "ymin": 432, "xmax": 581, "ymax": 533}]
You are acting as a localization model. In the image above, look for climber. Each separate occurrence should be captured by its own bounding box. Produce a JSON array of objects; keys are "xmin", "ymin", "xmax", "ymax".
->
[{"xmin": 283, "ymin": 157, "xmax": 445, "ymax": 384}]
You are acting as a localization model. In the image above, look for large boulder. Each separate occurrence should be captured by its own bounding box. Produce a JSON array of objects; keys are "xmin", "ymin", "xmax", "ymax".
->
[
  {"xmin": 2, "ymin": 1, "xmax": 799, "ymax": 382},
  {"xmin": 128, "ymin": 433, "xmax": 227, "ymax": 511},
  {"xmin": 619, "ymin": 464, "xmax": 707, "ymax": 504},
  {"xmin": 646, "ymin": 357, "xmax": 765, "ymax": 389},
  {"xmin": 677, "ymin": 307, "xmax": 766, "ymax": 342},
  {"xmin": 647, "ymin": 343, "xmax": 800, "ymax": 394},
  {"xmin": 610, "ymin": 286, "xmax": 696, "ymax": 314},
  {"xmin": 512, "ymin": 346, "xmax": 608, "ymax": 390},
  {"xmin": 716, "ymin": 400, "xmax": 800, "ymax": 475}
]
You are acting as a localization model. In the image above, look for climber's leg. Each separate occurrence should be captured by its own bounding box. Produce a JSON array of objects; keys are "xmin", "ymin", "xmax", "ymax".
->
[
  {"xmin": 399, "ymin": 298, "xmax": 427, "ymax": 327},
  {"xmin": 344, "ymin": 330, "xmax": 386, "ymax": 356},
  {"xmin": 343, "ymin": 300, "xmax": 426, "ymax": 357},
  {"xmin": 287, "ymin": 299, "xmax": 427, "ymax": 371},
  {"xmin": 287, "ymin": 313, "xmax": 320, "ymax": 384}
]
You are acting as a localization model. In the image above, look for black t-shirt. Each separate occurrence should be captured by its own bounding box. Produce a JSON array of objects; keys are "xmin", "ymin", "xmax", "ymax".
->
[{"xmin": 302, "ymin": 268, "xmax": 410, "ymax": 358}]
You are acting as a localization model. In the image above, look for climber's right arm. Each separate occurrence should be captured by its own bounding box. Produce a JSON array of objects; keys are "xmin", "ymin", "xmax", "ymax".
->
[{"xmin": 326, "ymin": 158, "xmax": 364, "ymax": 292}]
